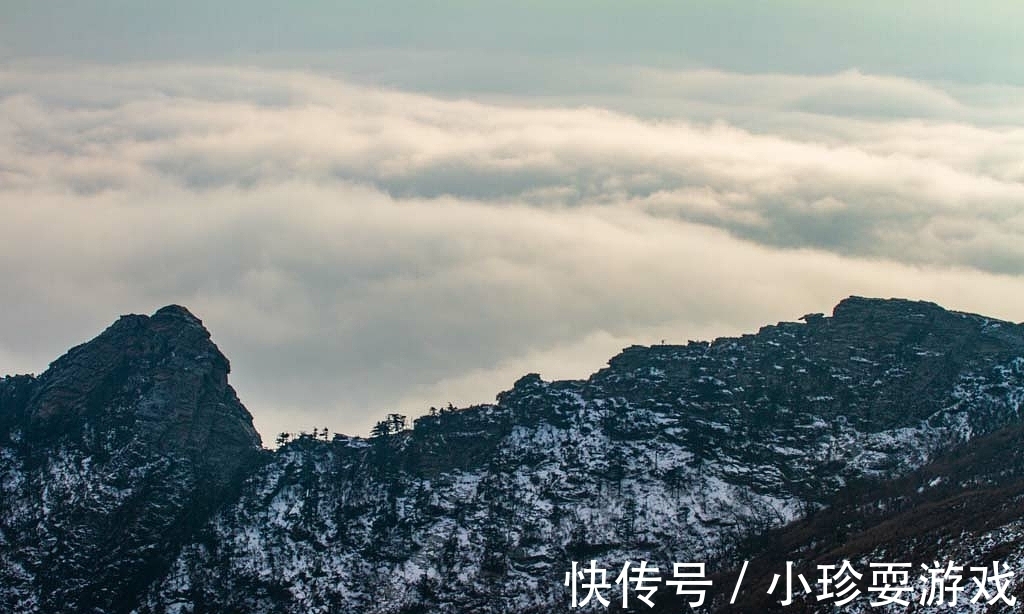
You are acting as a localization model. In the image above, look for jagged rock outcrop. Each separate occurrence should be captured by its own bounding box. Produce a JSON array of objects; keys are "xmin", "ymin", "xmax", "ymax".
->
[
  {"xmin": 2, "ymin": 297, "xmax": 1024, "ymax": 613},
  {"xmin": 0, "ymin": 305, "xmax": 262, "ymax": 613},
  {"xmin": 28, "ymin": 305, "xmax": 260, "ymax": 472}
]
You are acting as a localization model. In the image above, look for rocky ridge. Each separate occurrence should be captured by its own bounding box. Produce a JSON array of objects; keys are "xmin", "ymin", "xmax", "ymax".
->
[{"xmin": 2, "ymin": 297, "xmax": 1023, "ymax": 613}]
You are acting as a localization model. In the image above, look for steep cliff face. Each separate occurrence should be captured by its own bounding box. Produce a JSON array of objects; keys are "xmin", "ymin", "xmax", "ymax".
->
[
  {"xmin": 2, "ymin": 298, "xmax": 1023, "ymax": 613},
  {"xmin": 0, "ymin": 305, "xmax": 262, "ymax": 614}
]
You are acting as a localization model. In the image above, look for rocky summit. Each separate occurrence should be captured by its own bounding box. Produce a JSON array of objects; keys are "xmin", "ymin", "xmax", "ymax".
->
[
  {"xmin": 0, "ymin": 306, "xmax": 261, "ymax": 613},
  {"xmin": 2, "ymin": 298, "xmax": 1024, "ymax": 613}
]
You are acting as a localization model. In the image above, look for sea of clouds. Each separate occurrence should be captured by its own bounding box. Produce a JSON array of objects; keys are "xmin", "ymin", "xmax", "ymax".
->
[{"xmin": 2, "ymin": 58, "xmax": 1023, "ymax": 439}]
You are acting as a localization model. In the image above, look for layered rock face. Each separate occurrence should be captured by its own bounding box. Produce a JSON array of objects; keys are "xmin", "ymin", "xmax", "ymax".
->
[{"xmin": 2, "ymin": 297, "xmax": 1024, "ymax": 613}]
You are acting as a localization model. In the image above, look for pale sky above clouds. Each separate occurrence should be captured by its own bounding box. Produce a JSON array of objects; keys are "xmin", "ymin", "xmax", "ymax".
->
[{"xmin": 1, "ymin": 3, "xmax": 1023, "ymax": 442}]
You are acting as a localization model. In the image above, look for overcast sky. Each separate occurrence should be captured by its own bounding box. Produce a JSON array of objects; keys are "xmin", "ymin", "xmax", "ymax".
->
[{"xmin": 2, "ymin": 2, "xmax": 1023, "ymax": 442}]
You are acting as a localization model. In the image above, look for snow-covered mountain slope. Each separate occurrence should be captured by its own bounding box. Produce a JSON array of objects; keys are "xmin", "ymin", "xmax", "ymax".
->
[
  {"xmin": 715, "ymin": 412, "xmax": 1024, "ymax": 614},
  {"xmin": 2, "ymin": 297, "xmax": 1024, "ymax": 613},
  {"xmin": 0, "ymin": 306, "xmax": 262, "ymax": 613}
]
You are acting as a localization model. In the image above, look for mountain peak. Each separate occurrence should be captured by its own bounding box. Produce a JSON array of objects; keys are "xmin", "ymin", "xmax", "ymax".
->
[
  {"xmin": 27, "ymin": 305, "xmax": 261, "ymax": 458},
  {"xmin": 0, "ymin": 307, "xmax": 263, "ymax": 614},
  {"xmin": 152, "ymin": 303, "xmax": 204, "ymax": 325}
]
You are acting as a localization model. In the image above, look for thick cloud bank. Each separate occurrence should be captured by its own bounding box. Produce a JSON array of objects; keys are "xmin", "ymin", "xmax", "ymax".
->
[{"xmin": 2, "ymin": 62, "xmax": 1022, "ymax": 440}]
